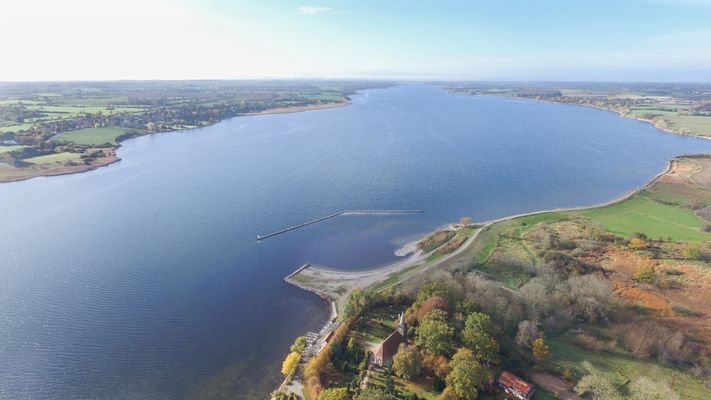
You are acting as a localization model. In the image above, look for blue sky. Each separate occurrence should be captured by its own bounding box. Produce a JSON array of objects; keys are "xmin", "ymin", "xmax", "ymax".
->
[{"xmin": 2, "ymin": 0, "xmax": 711, "ymax": 81}]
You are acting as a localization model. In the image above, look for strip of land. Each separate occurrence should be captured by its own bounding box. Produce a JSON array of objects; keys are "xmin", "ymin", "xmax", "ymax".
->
[
  {"xmin": 444, "ymin": 82, "xmax": 711, "ymax": 139},
  {"xmin": 0, "ymin": 81, "xmax": 390, "ymax": 183}
]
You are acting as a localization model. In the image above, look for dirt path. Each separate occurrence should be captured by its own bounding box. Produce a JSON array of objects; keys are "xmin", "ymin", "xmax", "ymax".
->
[{"xmin": 530, "ymin": 372, "xmax": 581, "ymax": 400}]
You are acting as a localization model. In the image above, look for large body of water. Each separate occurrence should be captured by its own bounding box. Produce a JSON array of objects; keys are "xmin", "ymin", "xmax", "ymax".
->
[{"xmin": 1, "ymin": 85, "xmax": 709, "ymax": 399}]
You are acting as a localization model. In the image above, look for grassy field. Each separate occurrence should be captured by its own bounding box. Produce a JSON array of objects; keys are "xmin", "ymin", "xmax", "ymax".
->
[
  {"xmin": 666, "ymin": 115, "xmax": 711, "ymax": 136},
  {"xmin": 0, "ymin": 122, "xmax": 36, "ymax": 133},
  {"xmin": 549, "ymin": 336, "xmax": 711, "ymax": 400},
  {"xmin": 351, "ymin": 304, "xmax": 404, "ymax": 345},
  {"xmin": 54, "ymin": 127, "xmax": 140, "ymax": 145},
  {"xmin": 581, "ymin": 191, "xmax": 711, "ymax": 241},
  {"xmin": 26, "ymin": 105, "xmax": 143, "ymax": 115},
  {"xmin": 476, "ymin": 262, "xmax": 532, "ymax": 289},
  {"xmin": 24, "ymin": 152, "xmax": 82, "ymax": 164},
  {"xmin": 0, "ymin": 145, "xmax": 26, "ymax": 153}
]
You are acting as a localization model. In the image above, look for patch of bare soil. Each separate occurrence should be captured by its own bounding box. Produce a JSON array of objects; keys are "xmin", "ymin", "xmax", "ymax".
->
[{"xmin": 529, "ymin": 372, "xmax": 581, "ymax": 400}]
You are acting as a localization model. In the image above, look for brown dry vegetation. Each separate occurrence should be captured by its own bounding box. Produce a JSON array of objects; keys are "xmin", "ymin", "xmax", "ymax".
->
[{"xmin": 0, "ymin": 151, "xmax": 118, "ymax": 182}]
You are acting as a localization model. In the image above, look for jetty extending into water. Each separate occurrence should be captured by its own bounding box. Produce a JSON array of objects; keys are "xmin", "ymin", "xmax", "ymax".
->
[{"xmin": 256, "ymin": 209, "xmax": 422, "ymax": 241}]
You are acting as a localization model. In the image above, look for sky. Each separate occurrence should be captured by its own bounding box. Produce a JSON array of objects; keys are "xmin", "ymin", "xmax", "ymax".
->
[{"xmin": 1, "ymin": 0, "xmax": 711, "ymax": 81}]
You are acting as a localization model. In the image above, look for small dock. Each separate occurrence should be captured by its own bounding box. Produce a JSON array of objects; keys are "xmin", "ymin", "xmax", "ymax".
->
[{"xmin": 256, "ymin": 209, "xmax": 422, "ymax": 241}]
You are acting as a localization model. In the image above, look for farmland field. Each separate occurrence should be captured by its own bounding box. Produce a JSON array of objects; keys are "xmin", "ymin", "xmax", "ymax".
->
[
  {"xmin": 24, "ymin": 152, "xmax": 82, "ymax": 164},
  {"xmin": 0, "ymin": 145, "xmax": 26, "ymax": 153},
  {"xmin": 54, "ymin": 127, "xmax": 141, "ymax": 145},
  {"xmin": 581, "ymin": 191, "xmax": 711, "ymax": 241}
]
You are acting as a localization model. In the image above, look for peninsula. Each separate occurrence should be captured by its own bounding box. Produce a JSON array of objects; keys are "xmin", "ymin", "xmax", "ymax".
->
[{"xmin": 277, "ymin": 154, "xmax": 711, "ymax": 400}]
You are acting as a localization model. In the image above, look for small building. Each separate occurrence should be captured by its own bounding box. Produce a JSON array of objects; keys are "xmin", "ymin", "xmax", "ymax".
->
[
  {"xmin": 318, "ymin": 329, "xmax": 335, "ymax": 353},
  {"xmin": 498, "ymin": 371, "xmax": 535, "ymax": 400},
  {"xmin": 373, "ymin": 312, "xmax": 407, "ymax": 366}
]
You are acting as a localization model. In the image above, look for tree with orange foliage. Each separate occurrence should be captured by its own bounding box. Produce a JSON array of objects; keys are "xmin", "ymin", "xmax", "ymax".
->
[
  {"xmin": 423, "ymin": 352, "xmax": 451, "ymax": 378},
  {"xmin": 416, "ymin": 296, "xmax": 450, "ymax": 322}
]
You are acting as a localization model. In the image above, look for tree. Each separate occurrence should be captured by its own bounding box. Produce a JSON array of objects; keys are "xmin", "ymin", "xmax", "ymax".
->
[
  {"xmin": 532, "ymin": 338, "xmax": 551, "ymax": 361},
  {"xmin": 271, "ymin": 390, "xmax": 288, "ymax": 400},
  {"xmin": 575, "ymin": 362, "xmax": 618, "ymax": 400},
  {"xmin": 463, "ymin": 312, "xmax": 493, "ymax": 336},
  {"xmin": 459, "ymin": 216, "xmax": 472, "ymax": 226},
  {"xmin": 347, "ymin": 337, "xmax": 359, "ymax": 360},
  {"xmin": 416, "ymin": 309, "xmax": 455, "ymax": 355},
  {"xmin": 393, "ymin": 344, "xmax": 423, "ymax": 380},
  {"xmin": 423, "ymin": 353, "xmax": 451, "ymax": 378},
  {"xmin": 342, "ymin": 288, "xmax": 369, "ymax": 320},
  {"xmin": 437, "ymin": 387, "xmax": 458, "ymax": 400},
  {"xmin": 416, "ymin": 296, "xmax": 451, "ymax": 321},
  {"xmin": 281, "ymin": 351, "xmax": 300, "ymax": 377},
  {"xmin": 445, "ymin": 348, "xmax": 491, "ymax": 400},
  {"xmin": 416, "ymin": 281, "xmax": 450, "ymax": 306},
  {"xmin": 385, "ymin": 373, "xmax": 395, "ymax": 395},
  {"xmin": 290, "ymin": 336, "xmax": 307, "ymax": 354},
  {"xmin": 630, "ymin": 376, "xmax": 679, "ymax": 400},
  {"xmin": 356, "ymin": 388, "xmax": 389, "ymax": 400},
  {"xmin": 461, "ymin": 312, "xmax": 499, "ymax": 364},
  {"xmin": 515, "ymin": 320, "xmax": 540, "ymax": 348},
  {"xmin": 318, "ymin": 387, "xmax": 350, "ymax": 400}
]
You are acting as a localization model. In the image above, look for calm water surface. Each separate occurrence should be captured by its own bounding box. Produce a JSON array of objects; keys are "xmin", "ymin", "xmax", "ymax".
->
[{"xmin": 1, "ymin": 85, "xmax": 709, "ymax": 399}]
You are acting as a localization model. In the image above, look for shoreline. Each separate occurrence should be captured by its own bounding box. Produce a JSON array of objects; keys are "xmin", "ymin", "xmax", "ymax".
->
[
  {"xmin": 0, "ymin": 100, "xmax": 349, "ymax": 184},
  {"xmin": 282, "ymin": 152, "xmax": 702, "ymax": 312},
  {"xmin": 454, "ymin": 91, "xmax": 711, "ymax": 141},
  {"xmin": 275, "ymin": 155, "xmax": 708, "ymax": 398}
]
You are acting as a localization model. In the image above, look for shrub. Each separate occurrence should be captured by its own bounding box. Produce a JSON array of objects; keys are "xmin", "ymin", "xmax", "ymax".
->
[
  {"xmin": 683, "ymin": 243, "xmax": 701, "ymax": 260},
  {"xmin": 318, "ymin": 387, "xmax": 350, "ymax": 400},
  {"xmin": 629, "ymin": 238, "xmax": 647, "ymax": 250},
  {"xmin": 558, "ymin": 239, "xmax": 577, "ymax": 250},
  {"xmin": 634, "ymin": 266, "xmax": 657, "ymax": 285},
  {"xmin": 672, "ymin": 304, "xmax": 702, "ymax": 317},
  {"xmin": 572, "ymin": 333, "xmax": 606, "ymax": 351}
]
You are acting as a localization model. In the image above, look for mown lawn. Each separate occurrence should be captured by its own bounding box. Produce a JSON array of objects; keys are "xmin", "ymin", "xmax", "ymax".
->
[
  {"xmin": 581, "ymin": 191, "xmax": 711, "ymax": 241},
  {"xmin": 54, "ymin": 127, "xmax": 140, "ymax": 145},
  {"xmin": 24, "ymin": 152, "xmax": 82, "ymax": 164},
  {"xmin": 548, "ymin": 337, "xmax": 711, "ymax": 400}
]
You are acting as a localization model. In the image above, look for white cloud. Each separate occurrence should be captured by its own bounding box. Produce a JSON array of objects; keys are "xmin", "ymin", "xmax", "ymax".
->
[
  {"xmin": 297, "ymin": 6, "xmax": 334, "ymax": 15},
  {"xmin": 0, "ymin": 0, "xmax": 295, "ymax": 80}
]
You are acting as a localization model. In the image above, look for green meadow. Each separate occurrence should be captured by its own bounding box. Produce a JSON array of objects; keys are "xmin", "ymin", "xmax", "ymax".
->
[
  {"xmin": 581, "ymin": 191, "xmax": 711, "ymax": 241},
  {"xmin": 0, "ymin": 145, "xmax": 26, "ymax": 153},
  {"xmin": 54, "ymin": 127, "xmax": 141, "ymax": 145},
  {"xmin": 24, "ymin": 152, "xmax": 82, "ymax": 164},
  {"xmin": 549, "ymin": 337, "xmax": 710, "ymax": 400}
]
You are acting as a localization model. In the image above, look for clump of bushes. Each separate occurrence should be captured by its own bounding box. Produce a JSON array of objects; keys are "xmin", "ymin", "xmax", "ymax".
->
[
  {"xmin": 672, "ymin": 304, "xmax": 702, "ymax": 317},
  {"xmin": 634, "ymin": 266, "xmax": 657, "ymax": 285},
  {"xmin": 417, "ymin": 231, "xmax": 455, "ymax": 253}
]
